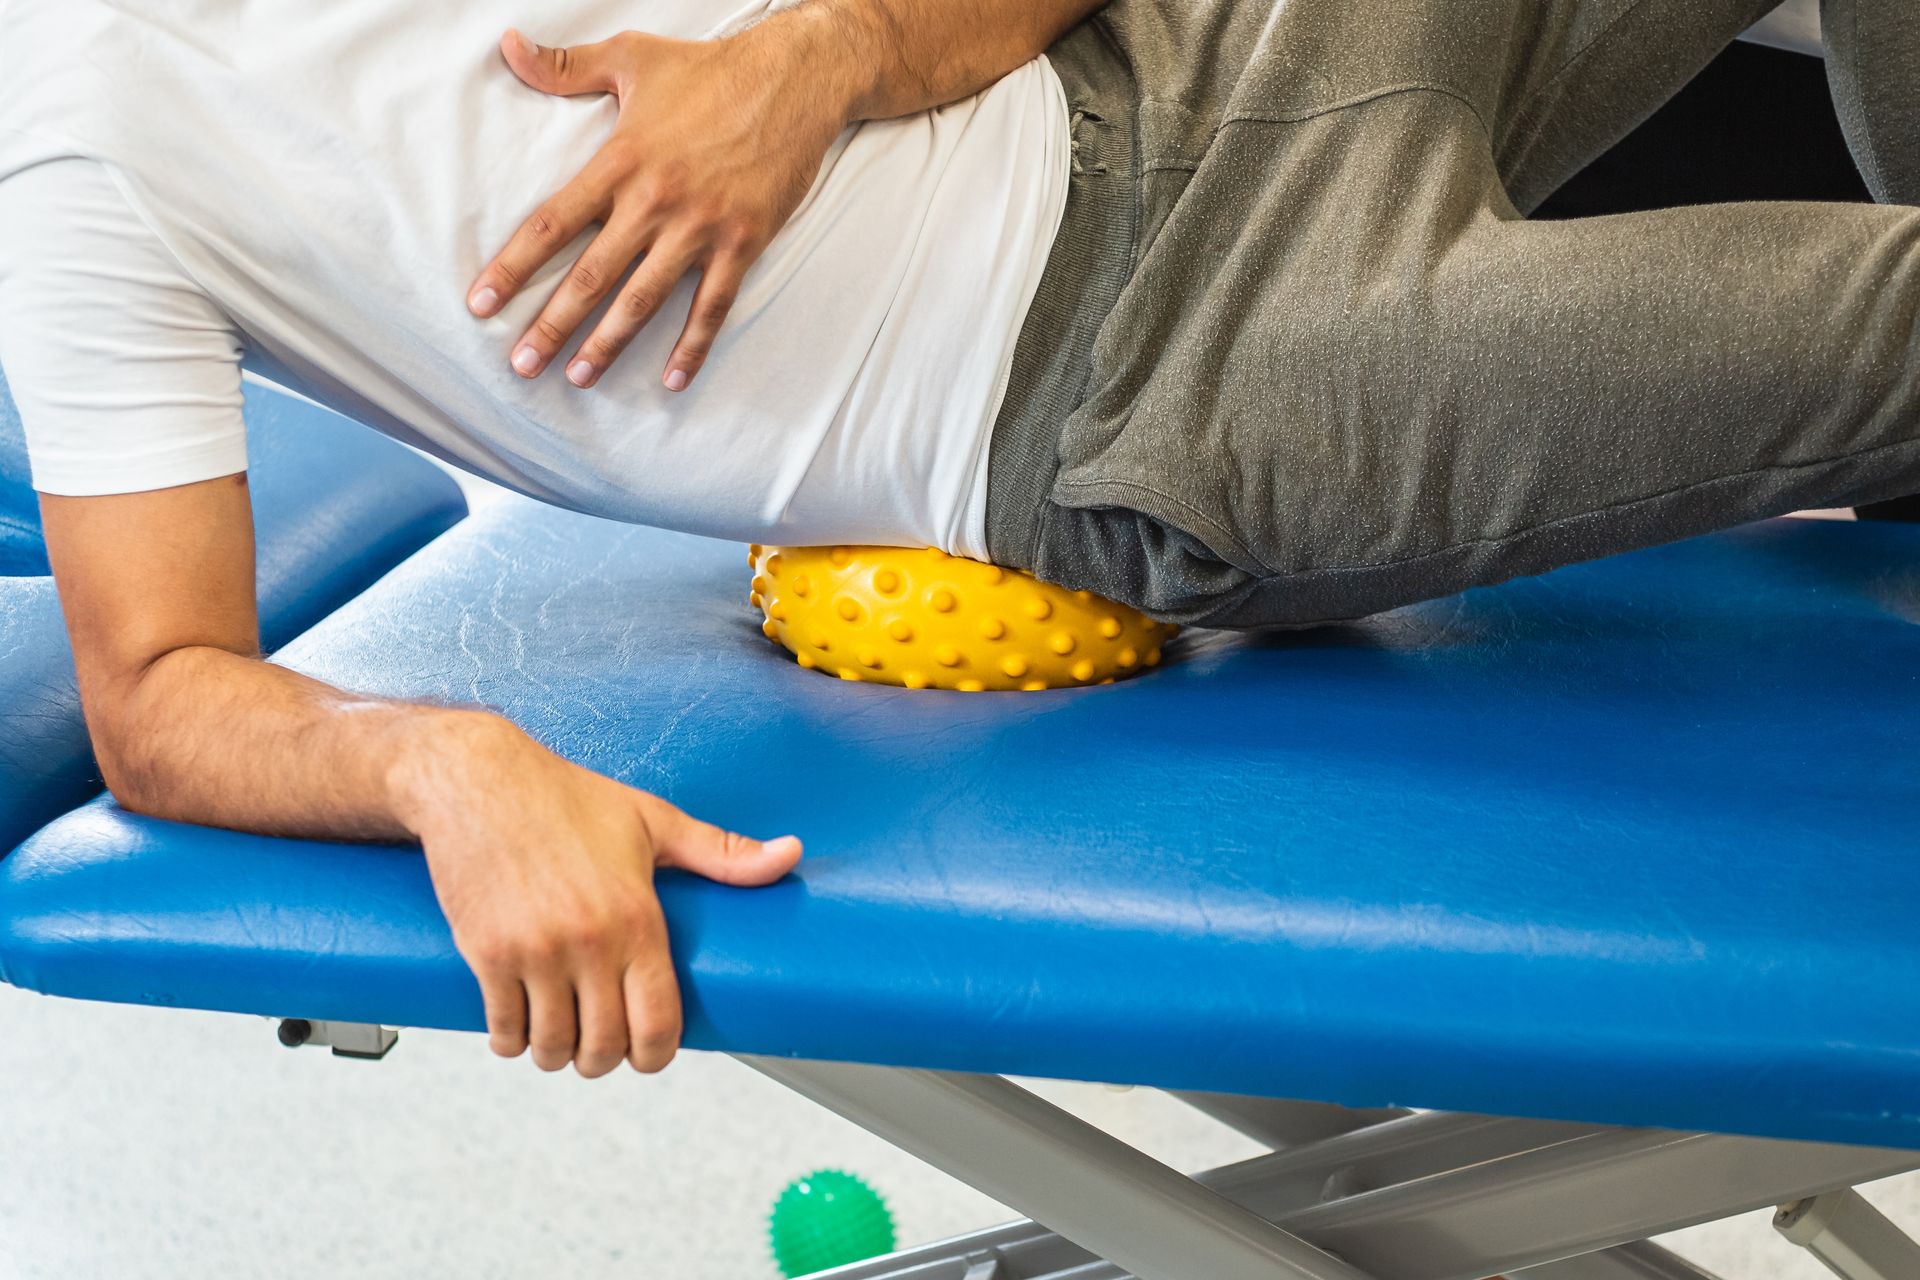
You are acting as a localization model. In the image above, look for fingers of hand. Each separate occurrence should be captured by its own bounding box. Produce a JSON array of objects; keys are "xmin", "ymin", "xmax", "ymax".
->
[
  {"xmin": 662, "ymin": 255, "xmax": 747, "ymax": 393},
  {"xmin": 500, "ymin": 29, "xmax": 628, "ymax": 98},
  {"xmin": 573, "ymin": 892, "xmax": 671, "ymax": 1077},
  {"xmin": 563, "ymin": 238, "xmax": 699, "ymax": 388},
  {"xmin": 509, "ymin": 218, "xmax": 646, "ymax": 382},
  {"xmin": 572, "ymin": 973, "xmax": 632, "ymax": 1079},
  {"xmin": 647, "ymin": 798, "xmax": 802, "ymax": 887},
  {"xmin": 524, "ymin": 969, "xmax": 580, "ymax": 1073},
  {"xmin": 474, "ymin": 890, "xmax": 680, "ymax": 1074},
  {"xmin": 477, "ymin": 971, "xmax": 530, "ymax": 1060},
  {"xmin": 623, "ymin": 934, "xmax": 683, "ymax": 1074},
  {"xmin": 467, "ymin": 166, "xmax": 613, "ymax": 323}
]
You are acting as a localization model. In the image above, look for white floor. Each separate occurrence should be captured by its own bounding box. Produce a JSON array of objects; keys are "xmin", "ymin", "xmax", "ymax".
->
[{"xmin": 0, "ymin": 984, "xmax": 1915, "ymax": 1279}]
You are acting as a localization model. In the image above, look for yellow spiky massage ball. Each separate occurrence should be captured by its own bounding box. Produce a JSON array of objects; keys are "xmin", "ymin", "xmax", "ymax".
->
[{"xmin": 748, "ymin": 544, "xmax": 1176, "ymax": 691}]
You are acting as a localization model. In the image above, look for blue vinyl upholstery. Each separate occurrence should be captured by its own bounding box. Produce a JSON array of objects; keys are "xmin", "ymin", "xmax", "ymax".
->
[
  {"xmin": 0, "ymin": 372, "xmax": 466, "ymax": 851},
  {"xmin": 5, "ymin": 493, "xmax": 1920, "ymax": 1149}
]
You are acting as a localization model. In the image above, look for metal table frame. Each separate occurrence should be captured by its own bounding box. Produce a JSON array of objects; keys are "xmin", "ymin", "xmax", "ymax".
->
[{"xmin": 287, "ymin": 1023, "xmax": 1920, "ymax": 1280}]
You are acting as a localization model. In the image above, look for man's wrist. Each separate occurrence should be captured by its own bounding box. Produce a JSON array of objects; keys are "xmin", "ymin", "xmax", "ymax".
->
[
  {"xmin": 383, "ymin": 707, "xmax": 531, "ymax": 840},
  {"xmin": 737, "ymin": 1, "xmax": 882, "ymax": 129}
]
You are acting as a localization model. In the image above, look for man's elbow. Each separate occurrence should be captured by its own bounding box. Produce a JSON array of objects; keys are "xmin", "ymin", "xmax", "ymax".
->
[
  {"xmin": 82, "ymin": 645, "xmax": 221, "ymax": 818},
  {"xmin": 90, "ymin": 708, "xmax": 173, "ymax": 817}
]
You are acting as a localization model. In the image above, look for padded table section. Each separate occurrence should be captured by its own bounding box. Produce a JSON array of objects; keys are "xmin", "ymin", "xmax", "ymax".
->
[
  {"xmin": 7, "ymin": 495, "xmax": 1920, "ymax": 1149},
  {"xmin": 0, "ymin": 373, "xmax": 466, "ymax": 851}
]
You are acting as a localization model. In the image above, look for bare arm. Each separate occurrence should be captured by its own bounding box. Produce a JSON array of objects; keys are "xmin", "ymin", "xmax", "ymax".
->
[
  {"xmin": 466, "ymin": 0, "xmax": 1103, "ymax": 391},
  {"xmin": 779, "ymin": 0, "xmax": 1105, "ymax": 122},
  {"xmin": 42, "ymin": 477, "xmax": 801, "ymax": 1076}
]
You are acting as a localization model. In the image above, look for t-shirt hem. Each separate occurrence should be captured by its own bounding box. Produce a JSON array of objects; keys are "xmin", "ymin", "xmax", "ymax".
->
[{"xmin": 31, "ymin": 440, "xmax": 250, "ymax": 497}]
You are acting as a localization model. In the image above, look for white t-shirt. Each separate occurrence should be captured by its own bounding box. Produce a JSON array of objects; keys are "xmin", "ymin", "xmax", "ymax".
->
[{"xmin": 0, "ymin": 0, "xmax": 1069, "ymax": 559}]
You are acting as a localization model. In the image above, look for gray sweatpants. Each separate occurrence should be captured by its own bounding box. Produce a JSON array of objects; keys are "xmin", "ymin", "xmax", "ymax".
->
[{"xmin": 983, "ymin": 0, "xmax": 1920, "ymax": 627}]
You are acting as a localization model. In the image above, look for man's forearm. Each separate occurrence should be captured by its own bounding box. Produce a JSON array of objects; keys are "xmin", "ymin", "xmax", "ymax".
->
[
  {"xmin": 753, "ymin": 0, "xmax": 1104, "ymax": 126},
  {"xmin": 43, "ymin": 480, "xmax": 798, "ymax": 1078},
  {"xmin": 97, "ymin": 644, "xmax": 509, "ymax": 843}
]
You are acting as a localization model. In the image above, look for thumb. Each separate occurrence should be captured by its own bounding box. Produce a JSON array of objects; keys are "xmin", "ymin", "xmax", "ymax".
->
[
  {"xmin": 500, "ymin": 28, "xmax": 625, "ymax": 97},
  {"xmin": 648, "ymin": 801, "xmax": 804, "ymax": 887}
]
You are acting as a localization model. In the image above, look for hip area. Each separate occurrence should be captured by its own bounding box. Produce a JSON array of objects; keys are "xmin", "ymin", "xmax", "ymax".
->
[
  {"xmin": 990, "ymin": 0, "xmax": 1730, "ymax": 627},
  {"xmin": 1012, "ymin": 87, "xmax": 1510, "ymax": 629}
]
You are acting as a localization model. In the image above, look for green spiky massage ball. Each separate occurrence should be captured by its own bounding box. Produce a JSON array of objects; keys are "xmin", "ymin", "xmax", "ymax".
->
[{"xmin": 769, "ymin": 1169, "xmax": 897, "ymax": 1277}]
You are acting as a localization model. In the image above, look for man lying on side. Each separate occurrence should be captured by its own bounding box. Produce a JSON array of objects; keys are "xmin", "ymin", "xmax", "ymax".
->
[{"xmin": 3, "ymin": 0, "xmax": 1919, "ymax": 1075}]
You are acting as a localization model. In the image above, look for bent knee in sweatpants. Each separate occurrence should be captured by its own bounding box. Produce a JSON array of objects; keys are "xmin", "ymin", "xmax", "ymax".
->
[{"xmin": 1006, "ymin": 0, "xmax": 1920, "ymax": 629}]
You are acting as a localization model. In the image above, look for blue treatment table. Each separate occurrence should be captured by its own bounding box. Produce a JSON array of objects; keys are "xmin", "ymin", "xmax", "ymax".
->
[
  {"xmin": 0, "ymin": 371, "xmax": 466, "ymax": 852},
  {"xmin": 5, "ymin": 489, "xmax": 1920, "ymax": 1280}
]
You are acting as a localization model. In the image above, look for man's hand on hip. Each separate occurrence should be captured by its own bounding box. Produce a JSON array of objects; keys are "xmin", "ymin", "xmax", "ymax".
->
[
  {"xmin": 465, "ymin": 26, "xmax": 845, "ymax": 394},
  {"xmin": 466, "ymin": 0, "xmax": 1105, "ymax": 391}
]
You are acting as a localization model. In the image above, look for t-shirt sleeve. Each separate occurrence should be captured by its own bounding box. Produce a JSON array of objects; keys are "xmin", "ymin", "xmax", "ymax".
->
[{"xmin": 0, "ymin": 156, "xmax": 247, "ymax": 496}]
